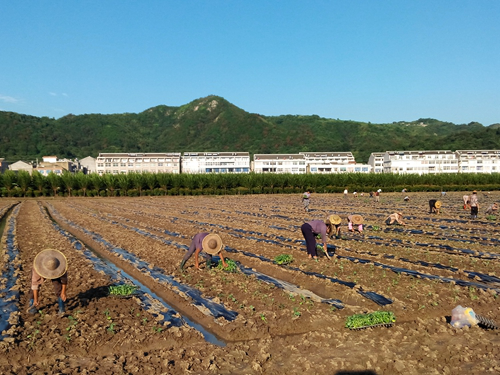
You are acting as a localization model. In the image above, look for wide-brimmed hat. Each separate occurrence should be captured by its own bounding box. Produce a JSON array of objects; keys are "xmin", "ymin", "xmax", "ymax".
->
[
  {"xmin": 350, "ymin": 214, "xmax": 364, "ymax": 225},
  {"xmin": 472, "ymin": 190, "xmax": 477, "ymax": 194},
  {"xmin": 202, "ymin": 234, "xmax": 223, "ymax": 255},
  {"xmin": 326, "ymin": 214, "xmax": 342, "ymax": 225},
  {"xmin": 435, "ymin": 200, "xmax": 442, "ymax": 208},
  {"xmin": 33, "ymin": 249, "xmax": 67, "ymax": 279}
]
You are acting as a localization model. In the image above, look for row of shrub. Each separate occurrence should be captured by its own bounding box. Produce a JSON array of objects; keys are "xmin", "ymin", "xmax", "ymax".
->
[{"xmin": 2, "ymin": 183, "xmax": 499, "ymax": 198}]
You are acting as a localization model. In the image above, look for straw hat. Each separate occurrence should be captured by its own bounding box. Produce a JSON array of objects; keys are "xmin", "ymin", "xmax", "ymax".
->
[
  {"xmin": 350, "ymin": 215, "xmax": 364, "ymax": 225},
  {"xmin": 435, "ymin": 200, "xmax": 442, "ymax": 208},
  {"xmin": 202, "ymin": 234, "xmax": 223, "ymax": 255},
  {"xmin": 326, "ymin": 214, "xmax": 342, "ymax": 225},
  {"xmin": 33, "ymin": 249, "xmax": 67, "ymax": 279}
]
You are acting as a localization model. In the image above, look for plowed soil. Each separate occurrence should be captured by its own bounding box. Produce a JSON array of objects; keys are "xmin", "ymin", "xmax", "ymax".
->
[{"xmin": 1, "ymin": 191, "xmax": 499, "ymax": 374}]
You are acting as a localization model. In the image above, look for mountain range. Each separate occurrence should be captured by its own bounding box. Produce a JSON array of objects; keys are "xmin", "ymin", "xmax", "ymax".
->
[{"xmin": 1, "ymin": 95, "xmax": 499, "ymax": 164}]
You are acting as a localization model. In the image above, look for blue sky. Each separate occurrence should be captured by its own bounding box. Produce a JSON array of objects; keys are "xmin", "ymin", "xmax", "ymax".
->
[{"xmin": 1, "ymin": 1, "xmax": 499, "ymax": 125}]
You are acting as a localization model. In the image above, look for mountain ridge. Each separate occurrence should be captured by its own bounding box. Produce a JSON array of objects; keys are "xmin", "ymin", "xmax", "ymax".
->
[{"xmin": 1, "ymin": 95, "xmax": 499, "ymax": 163}]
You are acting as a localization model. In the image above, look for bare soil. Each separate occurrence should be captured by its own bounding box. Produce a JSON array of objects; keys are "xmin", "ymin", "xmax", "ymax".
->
[{"xmin": 0, "ymin": 191, "xmax": 499, "ymax": 374}]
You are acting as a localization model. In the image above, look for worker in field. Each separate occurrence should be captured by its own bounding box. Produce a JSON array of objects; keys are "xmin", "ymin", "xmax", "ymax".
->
[
  {"xmin": 27, "ymin": 249, "xmax": 68, "ymax": 317},
  {"xmin": 429, "ymin": 199, "xmax": 441, "ymax": 214},
  {"xmin": 348, "ymin": 214, "xmax": 364, "ymax": 232},
  {"xmin": 470, "ymin": 191, "xmax": 479, "ymax": 219},
  {"xmin": 386, "ymin": 212, "xmax": 406, "ymax": 226},
  {"xmin": 301, "ymin": 216, "xmax": 334, "ymax": 260},
  {"xmin": 328, "ymin": 214, "xmax": 342, "ymax": 239},
  {"xmin": 485, "ymin": 202, "xmax": 499, "ymax": 215},
  {"xmin": 302, "ymin": 190, "xmax": 311, "ymax": 212},
  {"xmin": 180, "ymin": 233, "xmax": 228, "ymax": 271},
  {"xmin": 462, "ymin": 195, "xmax": 471, "ymax": 210}
]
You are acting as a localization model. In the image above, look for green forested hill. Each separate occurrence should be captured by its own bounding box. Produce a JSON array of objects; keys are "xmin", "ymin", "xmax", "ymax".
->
[{"xmin": 1, "ymin": 95, "xmax": 499, "ymax": 163}]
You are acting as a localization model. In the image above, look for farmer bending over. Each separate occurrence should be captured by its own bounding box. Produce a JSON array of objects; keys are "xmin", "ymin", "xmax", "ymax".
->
[
  {"xmin": 180, "ymin": 233, "xmax": 228, "ymax": 271},
  {"xmin": 386, "ymin": 212, "xmax": 406, "ymax": 226},
  {"xmin": 301, "ymin": 216, "xmax": 334, "ymax": 260},
  {"xmin": 27, "ymin": 249, "xmax": 68, "ymax": 317},
  {"xmin": 485, "ymin": 203, "xmax": 499, "ymax": 215},
  {"xmin": 348, "ymin": 214, "xmax": 364, "ymax": 233},
  {"xmin": 429, "ymin": 199, "xmax": 441, "ymax": 214}
]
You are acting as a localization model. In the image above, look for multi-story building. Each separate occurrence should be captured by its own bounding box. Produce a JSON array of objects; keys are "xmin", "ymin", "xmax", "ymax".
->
[
  {"xmin": 253, "ymin": 154, "xmax": 306, "ymax": 174},
  {"xmin": 383, "ymin": 150, "xmax": 459, "ymax": 175},
  {"xmin": 368, "ymin": 152, "xmax": 385, "ymax": 173},
  {"xmin": 181, "ymin": 152, "xmax": 250, "ymax": 174},
  {"xmin": 95, "ymin": 153, "xmax": 181, "ymax": 175},
  {"xmin": 299, "ymin": 152, "xmax": 371, "ymax": 173},
  {"xmin": 35, "ymin": 156, "xmax": 75, "ymax": 176},
  {"xmin": 456, "ymin": 150, "xmax": 500, "ymax": 173},
  {"xmin": 79, "ymin": 156, "xmax": 97, "ymax": 174}
]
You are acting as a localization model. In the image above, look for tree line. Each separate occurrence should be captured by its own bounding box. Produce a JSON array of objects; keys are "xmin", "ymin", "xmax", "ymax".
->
[{"xmin": 1, "ymin": 170, "xmax": 498, "ymax": 198}]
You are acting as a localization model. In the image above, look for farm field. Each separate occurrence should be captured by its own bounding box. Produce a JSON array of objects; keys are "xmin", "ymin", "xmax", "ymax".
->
[{"xmin": 0, "ymin": 191, "xmax": 499, "ymax": 374}]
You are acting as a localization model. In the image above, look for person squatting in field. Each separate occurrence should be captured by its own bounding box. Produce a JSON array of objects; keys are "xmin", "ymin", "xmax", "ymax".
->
[
  {"xmin": 302, "ymin": 191, "xmax": 311, "ymax": 212},
  {"xmin": 301, "ymin": 216, "xmax": 334, "ymax": 260},
  {"xmin": 429, "ymin": 199, "xmax": 441, "ymax": 214},
  {"xmin": 386, "ymin": 212, "xmax": 406, "ymax": 226},
  {"xmin": 27, "ymin": 249, "xmax": 68, "ymax": 317},
  {"xmin": 180, "ymin": 233, "xmax": 228, "ymax": 270},
  {"xmin": 348, "ymin": 214, "xmax": 364, "ymax": 233},
  {"xmin": 470, "ymin": 191, "xmax": 479, "ymax": 219},
  {"xmin": 327, "ymin": 214, "xmax": 342, "ymax": 239},
  {"xmin": 485, "ymin": 202, "xmax": 499, "ymax": 215}
]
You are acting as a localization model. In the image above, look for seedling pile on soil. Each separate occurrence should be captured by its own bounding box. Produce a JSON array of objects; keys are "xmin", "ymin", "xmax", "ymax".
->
[
  {"xmin": 274, "ymin": 254, "xmax": 293, "ymax": 265},
  {"xmin": 108, "ymin": 284, "xmax": 139, "ymax": 297},
  {"xmin": 216, "ymin": 258, "xmax": 239, "ymax": 272},
  {"xmin": 345, "ymin": 311, "xmax": 396, "ymax": 330}
]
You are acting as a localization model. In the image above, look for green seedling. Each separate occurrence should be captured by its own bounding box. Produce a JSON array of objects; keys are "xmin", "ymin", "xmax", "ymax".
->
[
  {"xmin": 152, "ymin": 326, "xmax": 163, "ymax": 333},
  {"xmin": 274, "ymin": 254, "xmax": 294, "ymax": 265},
  {"xmin": 104, "ymin": 309, "xmax": 116, "ymax": 334},
  {"xmin": 345, "ymin": 311, "xmax": 396, "ymax": 329},
  {"xmin": 108, "ymin": 283, "xmax": 139, "ymax": 297},
  {"xmin": 217, "ymin": 258, "xmax": 239, "ymax": 273},
  {"xmin": 27, "ymin": 329, "xmax": 40, "ymax": 349},
  {"xmin": 292, "ymin": 307, "xmax": 301, "ymax": 317},
  {"xmin": 260, "ymin": 313, "xmax": 267, "ymax": 322}
]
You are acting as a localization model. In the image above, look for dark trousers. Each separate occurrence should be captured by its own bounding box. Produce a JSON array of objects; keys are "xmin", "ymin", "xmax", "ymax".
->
[
  {"xmin": 471, "ymin": 206, "xmax": 478, "ymax": 216},
  {"xmin": 301, "ymin": 223, "xmax": 317, "ymax": 257}
]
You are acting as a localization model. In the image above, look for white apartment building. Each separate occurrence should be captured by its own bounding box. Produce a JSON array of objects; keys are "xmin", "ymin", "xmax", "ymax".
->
[
  {"xmin": 80, "ymin": 156, "xmax": 97, "ymax": 174},
  {"xmin": 181, "ymin": 152, "xmax": 250, "ymax": 174},
  {"xmin": 300, "ymin": 152, "xmax": 371, "ymax": 173},
  {"xmin": 456, "ymin": 150, "xmax": 500, "ymax": 173},
  {"xmin": 383, "ymin": 150, "xmax": 459, "ymax": 175},
  {"xmin": 368, "ymin": 152, "xmax": 385, "ymax": 173},
  {"xmin": 253, "ymin": 154, "xmax": 306, "ymax": 174},
  {"xmin": 300, "ymin": 152, "xmax": 356, "ymax": 165},
  {"xmin": 96, "ymin": 153, "xmax": 181, "ymax": 175}
]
